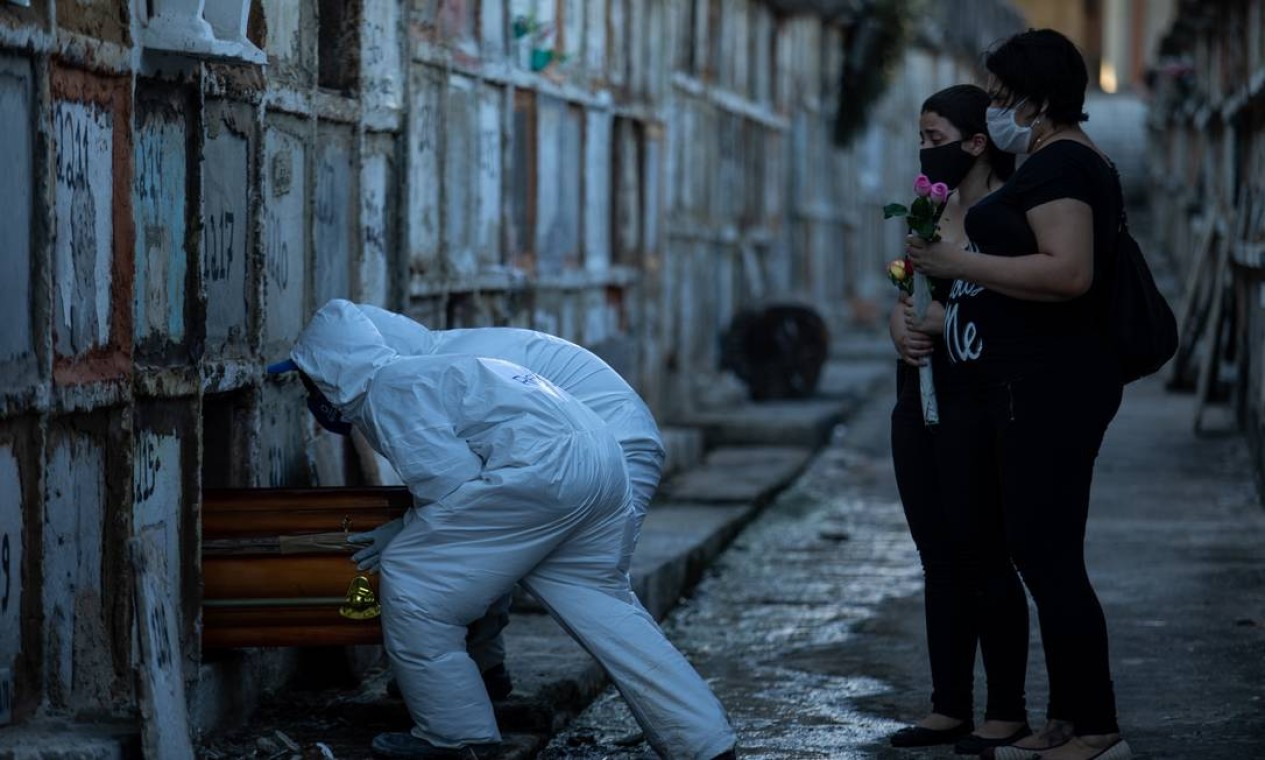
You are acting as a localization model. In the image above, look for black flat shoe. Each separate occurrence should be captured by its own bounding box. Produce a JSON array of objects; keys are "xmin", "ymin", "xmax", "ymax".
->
[
  {"xmin": 955, "ymin": 725, "xmax": 1033, "ymax": 755},
  {"xmin": 889, "ymin": 721, "xmax": 974, "ymax": 748}
]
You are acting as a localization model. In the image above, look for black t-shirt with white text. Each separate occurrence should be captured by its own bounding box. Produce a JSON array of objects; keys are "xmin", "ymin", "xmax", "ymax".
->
[{"xmin": 937, "ymin": 140, "xmax": 1120, "ymax": 387}]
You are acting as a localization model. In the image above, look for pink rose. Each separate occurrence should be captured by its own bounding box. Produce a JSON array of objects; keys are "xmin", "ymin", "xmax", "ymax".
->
[
  {"xmin": 930, "ymin": 182, "xmax": 950, "ymax": 204},
  {"xmin": 913, "ymin": 174, "xmax": 932, "ymax": 198}
]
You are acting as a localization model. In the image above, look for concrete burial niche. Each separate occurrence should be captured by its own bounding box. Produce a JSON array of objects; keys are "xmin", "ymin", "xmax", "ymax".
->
[
  {"xmin": 259, "ymin": 379, "xmax": 309, "ymax": 488},
  {"xmin": 133, "ymin": 85, "xmax": 193, "ymax": 362},
  {"xmin": 49, "ymin": 66, "xmax": 133, "ymax": 384},
  {"xmin": 475, "ymin": 83, "xmax": 503, "ymax": 272},
  {"xmin": 313, "ymin": 122, "xmax": 355, "ymax": 307},
  {"xmin": 201, "ymin": 390, "xmax": 256, "ymax": 490},
  {"xmin": 360, "ymin": 0, "xmax": 402, "ymax": 112},
  {"xmin": 203, "ymin": 100, "xmax": 255, "ymax": 361},
  {"xmin": 0, "ymin": 441, "xmax": 24, "ymax": 726},
  {"xmin": 52, "ymin": 100, "xmax": 115, "ymax": 358},
  {"xmin": 261, "ymin": 115, "xmax": 309, "ymax": 363},
  {"xmin": 0, "ymin": 56, "xmax": 38, "ymax": 399},
  {"xmin": 134, "ymin": 400, "xmax": 201, "ymax": 643},
  {"xmin": 357, "ymin": 137, "xmax": 394, "ymax": 306},
  {"xmin": 43, "ymin": 417, "xmax": 131, "ymax": 715},
  {"xmin": 443, "ymin": 74, "xmax": 478, "ymax": 278},
  {"xmin": 407, "ymin": 64, "xmax": 443, "ymax": 279}
]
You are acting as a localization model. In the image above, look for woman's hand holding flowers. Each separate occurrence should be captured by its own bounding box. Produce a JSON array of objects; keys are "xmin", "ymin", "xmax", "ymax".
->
[{"xmin": 905, "ymin": 233, "xmax": 962, "ymax": 280}]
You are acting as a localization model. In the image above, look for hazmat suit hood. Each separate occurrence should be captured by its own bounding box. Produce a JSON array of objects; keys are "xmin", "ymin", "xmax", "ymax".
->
[
  {"xmin": 358, "ymin": 303, "xmax": 441, "ymax": 356},
  {"xmin": 290, "ymin": 299, "xmax": 398, "ymax": 417}
]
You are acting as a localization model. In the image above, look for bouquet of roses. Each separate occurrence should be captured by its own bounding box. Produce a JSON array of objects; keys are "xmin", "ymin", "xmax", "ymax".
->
[{"xmin": 882, "ymin": 174, "xmax": 949, "ymax": 425}]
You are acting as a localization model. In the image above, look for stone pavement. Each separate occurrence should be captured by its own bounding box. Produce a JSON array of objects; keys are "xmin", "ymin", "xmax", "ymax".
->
[{"xmin": 850, "ymin": 374, "xmax": 1265, "ymax": 760}]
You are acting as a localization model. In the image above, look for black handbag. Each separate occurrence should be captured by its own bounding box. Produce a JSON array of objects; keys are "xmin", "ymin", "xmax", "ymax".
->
[{"xmin": 1107, "ymin": 214, "xmax": 1178, "ymax": 384}]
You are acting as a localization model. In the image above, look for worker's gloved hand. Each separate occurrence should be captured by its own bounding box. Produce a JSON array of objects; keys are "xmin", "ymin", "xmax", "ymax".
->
[{"xmin": 347, "ymin": 518, "xmax": 405, "ymax": 572}]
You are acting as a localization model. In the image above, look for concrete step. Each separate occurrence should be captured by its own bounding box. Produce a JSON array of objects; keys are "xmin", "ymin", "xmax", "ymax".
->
[
  {"xmin": 0, "ymin": 722, "xmax": 138, "ymax": 760},
  {"xmin": 659, "ymin": 446, "xmax": 814, "ymax": 505},
  {"xmin": 659, "ymin": 425, "xmax": 706, "ymax": 478},
  {"xmin": 679, "ymin": 360, "xmax": 890, "ymax": 449}
]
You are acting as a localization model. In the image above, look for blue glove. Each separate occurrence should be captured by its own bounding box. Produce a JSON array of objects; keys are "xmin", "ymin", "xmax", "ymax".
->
[{"xmin": 347, "ymin": 518, "xmax": 404, "ymax": 572}]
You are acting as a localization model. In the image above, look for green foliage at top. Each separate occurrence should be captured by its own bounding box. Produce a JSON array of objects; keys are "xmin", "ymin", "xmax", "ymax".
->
[{"xmin": 832, "ymin": 0, "xmax": 917, "ymax": 147}]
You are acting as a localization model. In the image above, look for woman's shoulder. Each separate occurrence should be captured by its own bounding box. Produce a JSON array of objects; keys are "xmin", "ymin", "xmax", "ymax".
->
[
  {"xmin": 1024, "ymin": 139, "xmax": 1114, "ymax": 177},
  {"xmin": 1009, "ymin": 138, "xmax": 1115, "ymax": 202}
]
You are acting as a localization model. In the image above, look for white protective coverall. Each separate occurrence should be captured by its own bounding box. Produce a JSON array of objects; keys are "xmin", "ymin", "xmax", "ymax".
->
[
  {"xmin": 289, "ymin": 300, "xmax": 734, "ymax": 759},
  {"xmin": 357, "ymin": 304, "xmax": 663, "ymax": 576}
]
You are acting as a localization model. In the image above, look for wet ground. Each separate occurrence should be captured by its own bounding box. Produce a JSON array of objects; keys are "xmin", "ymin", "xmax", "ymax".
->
[
  {"xmin": 542, "ymin": 372, "xmax": 925, "ymax": 759},
  {"xmin": 542, "ymin": 375, "xmax": 1265, "ymax": 759}
]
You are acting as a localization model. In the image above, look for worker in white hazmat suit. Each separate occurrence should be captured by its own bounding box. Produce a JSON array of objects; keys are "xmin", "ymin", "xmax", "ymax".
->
[
  {"xmin": 274, "ymin": 300, "xmax": 736, "ymax": 760},
  {"xmin": 351, "ymin": 303, "xmax": 666, "ymax": 691}
]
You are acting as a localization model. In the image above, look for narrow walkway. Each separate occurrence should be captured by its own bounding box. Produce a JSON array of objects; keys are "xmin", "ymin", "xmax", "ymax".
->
[
  {"xmin": 543, "ymin": 374, "xmax": 1265, "ymax": 759},
  {"xmin": 850, "ymin": 375, "xmax": 1265, "ymax": 759},
  {"xmin": 1065, "ymin": 378, "xmax": 1265, "ymax": 758}
]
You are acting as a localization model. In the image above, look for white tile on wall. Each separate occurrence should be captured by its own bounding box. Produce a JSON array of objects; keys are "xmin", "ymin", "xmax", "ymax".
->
[
  {"xmin": 52, "ymin": 100, "xmax": 114, "ymax": 359},
  {"xmin": 43, "ymin": 430, "xmax": 109, "ymax": 709},
  {"xmin": 475, "ymin": 84, "xmax": 504, "ymax": 269},
  {"xmin": 408, "ymin": 65, "xmax": 444, "ymax": 279},
  {"xmin": 203, "ymin": 105, "xmax": 252, "ymax": 359},
  {"xmin": 0, "ymin": 57, "xmax": 35, "ymax": 391},
  {"xmin": 261, "ymin": 120, "xmax": 309, "ymax": 360},
  {"xmin": 583, "ymin": 109, "xmax": 612, "ymax": 275},
  {"xmin": 133, "ymin": 106, "xmax": 188, "ymax": 348},
  {"xmin": 0, "ymin": 446, "xmax": 23, "ymax": 690}
]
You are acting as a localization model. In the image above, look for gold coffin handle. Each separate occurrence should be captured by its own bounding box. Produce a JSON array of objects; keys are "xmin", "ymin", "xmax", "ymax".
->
[{"xmin": 339, "ymin": 575, "xmax": 382, "ymax": 620}]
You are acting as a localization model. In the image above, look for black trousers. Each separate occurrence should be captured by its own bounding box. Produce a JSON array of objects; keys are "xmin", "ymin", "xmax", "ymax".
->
[
  {"xmin": 934, "ymin": 355, "xmax": 1123, "ymax": 736},
  {"xmin": 891, "ymin": 364, "xmax": 1029, "ymax": 723}
]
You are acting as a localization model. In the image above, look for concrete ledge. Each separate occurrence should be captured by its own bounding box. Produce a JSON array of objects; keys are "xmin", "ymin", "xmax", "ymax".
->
[
  {"xmin": 629, "ymin": 503, "xmax": 754, "ymax": 618},
  {"xmin": 660, "ymin": 446, "xmax": 814, "ymax": 505},
  {"xmin": 659, "ymin": 426, "xmax": 706, "ymax": 478},
  {"xmin": 677, "ymin": 357, "xmax": 889, "ymax": 450},
  {"xmin": 681, "ymin": 398, "xmax": 847, "ymax": 448},
  {"xmin": 0, "ymin": 723, "xmax": 138, "ymax": 760}
]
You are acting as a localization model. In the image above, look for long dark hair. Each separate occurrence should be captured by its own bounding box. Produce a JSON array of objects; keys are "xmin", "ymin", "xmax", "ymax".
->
[{"xmin": 921, "ymin": 84, "xmax": 1015, "ymax": 181}]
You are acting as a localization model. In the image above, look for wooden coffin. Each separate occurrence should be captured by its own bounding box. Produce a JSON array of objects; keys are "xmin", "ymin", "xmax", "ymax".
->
[{"xmin": 201, "ymin": 487, "xmax": 411, "ymax": 648}]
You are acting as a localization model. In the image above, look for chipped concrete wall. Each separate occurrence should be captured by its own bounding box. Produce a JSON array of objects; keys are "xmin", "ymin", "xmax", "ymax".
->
[
  {"xmin": 133, "ymin": 86, "xmax": 191, "ymax": 359},
  {"xmin": 1148, "ymin": 0, "xmax": 1265, "ymax": 497},
  {"xmin": 0, "ymin": 0, "xmax": 1024, "ymax": 742}
]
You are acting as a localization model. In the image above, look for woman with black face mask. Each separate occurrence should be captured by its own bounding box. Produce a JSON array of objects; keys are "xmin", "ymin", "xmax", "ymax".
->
[
  {"xmin": 888, "ymin": 84, "xmax": 1033, "ymax": 755},
  {"xmin": 907, "ymin": 30, "xmax": 1133, "ymax": 760}
]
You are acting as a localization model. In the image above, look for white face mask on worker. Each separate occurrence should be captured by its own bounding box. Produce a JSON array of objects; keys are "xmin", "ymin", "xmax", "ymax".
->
[{"xmin": 987, "ymin": 99, "xmax": 1039, "ymax": 155}]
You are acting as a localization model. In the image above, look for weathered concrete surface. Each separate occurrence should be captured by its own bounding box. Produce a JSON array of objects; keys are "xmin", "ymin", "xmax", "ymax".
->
[
  {"xmin": 545, "ymin": 372, "xmax": 1265, "ymax": 759},
  {"xmin": 660, "ymin": 447, "xmax": 814, "ymax": 504},
  {"xmin": 682, "ymin": 354, "xmax": 891, "ymax": 449},
  {"xmin": 0, "ymin": 721, "xmax": 138, "ymax": 760},
  {"xmin": 684, "ymin": 399, "xmax": 858, "ymax": 450}
]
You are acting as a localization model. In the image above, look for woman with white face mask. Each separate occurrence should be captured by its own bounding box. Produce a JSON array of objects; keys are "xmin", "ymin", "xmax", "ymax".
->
[
  {"xmin": 905, "ymin": 29, "xmax": 1132, "ymax": 760},
  {"xmin": 887, "ymin": 84, "xmax": 1034, "ymax": 756}
]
